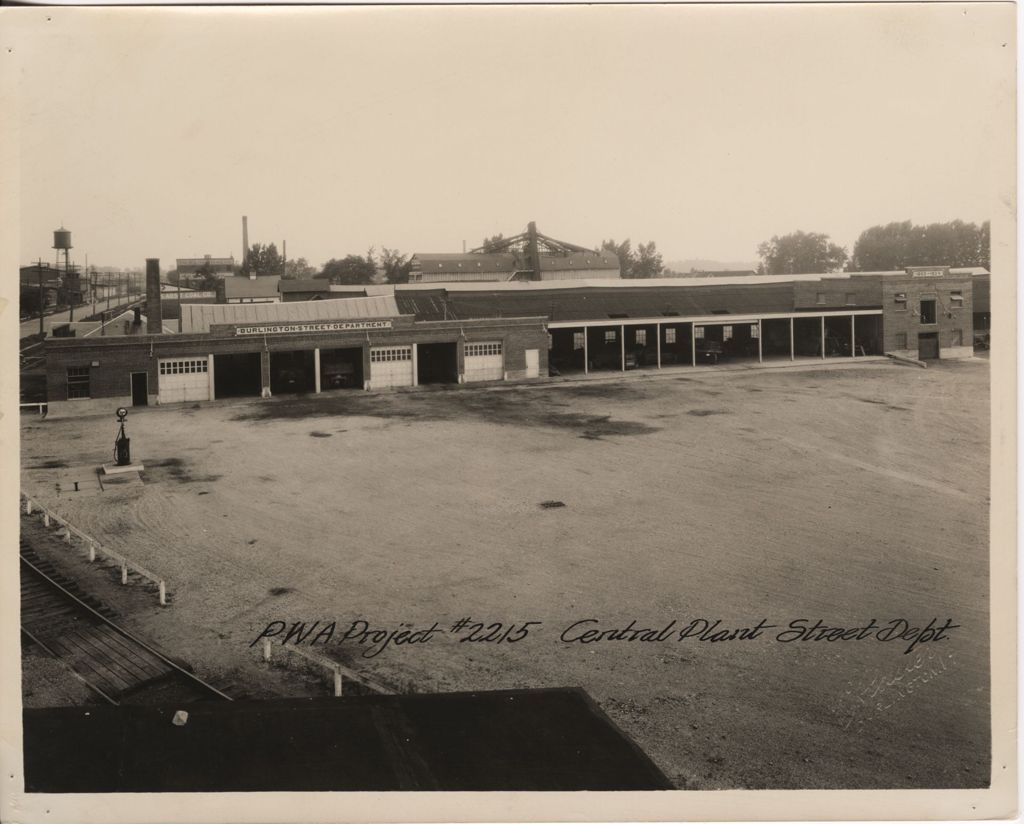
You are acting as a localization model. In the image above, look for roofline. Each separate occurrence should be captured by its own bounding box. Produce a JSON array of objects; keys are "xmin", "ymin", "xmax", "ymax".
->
[{"xmin": 548, "ymin": 309, "xmax": 884, "ymax": 328}]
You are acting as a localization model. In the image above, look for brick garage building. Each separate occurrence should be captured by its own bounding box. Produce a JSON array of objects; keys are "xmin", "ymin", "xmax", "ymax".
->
[{"xmin": 40, "ymin": 264, "xmax": 986, "ymax": 417}]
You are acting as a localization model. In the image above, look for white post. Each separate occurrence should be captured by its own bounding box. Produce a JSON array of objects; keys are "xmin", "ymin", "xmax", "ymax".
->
[
  {"xmin": 262, "ymin": 638, "xmax": 272, "ymax": 662},
  {"xmin": 851, "ymin": 315, "xmax": 856, "ymax": 358},
  {"xmin": 691, "ymin": 325, "xmax": 697, "ymax": 367},
  {"xmin": 333, "ymin": 667, "xmax": 343, "ymax": 697},
  {"xmin": 208, "ymin": 354, "xmax": 216, "ymax": 401},
  {"xmin": 65, "ymin": 529, "xmax": 72, "ymax": 544},
  {"xmin": 757, "ymin": 320, "xmax": 763, "ymax": 363},
  {"xmin": 314, "ymin": 348, "xmax": 322, "ymax": 393},
  {"xmin": 158, "ymin": 581, "xmax": 167, "ymax": 606},
  {"xmin": 88, "ymin": 542, "xmax": 96, "ymax": 562},
  {"xmin": 820, "ymin": 316, "xmax": 826, "ymax": 359},
  {"xmin": 656, "ymin": 323, "xmax": 662, "ymax": 369},
  {"xmin": 620, "ymin": 324, "xmax": 625, "ymax": 371},
  {"xmin": 43, "ymin": 512, "xmax": 50, "ymax": 527},
  {"xmin": 120, "ymin": 561, "xmax": 128, "ymax": 585},
  {"xmin": 790, "ymin": 318, "xmax": 795, "ymax": 361},
  {"xmin": 411, "ymin": 343, "xmax": 419, "ymax": 387},
  {"xmin": 583, "ymin": 328, "xmax": 589, "ymax": 375},
  {"xmin": 26, "ymin": 499, "xmax": 32, "ymax": 515}
]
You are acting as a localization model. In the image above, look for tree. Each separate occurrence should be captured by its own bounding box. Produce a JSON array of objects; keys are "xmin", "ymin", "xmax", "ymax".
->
[
  {"xmin": 600, "ymin": 239, "xmax": 632, "ymax": 277},
  {"xmin": 319, "ymin": 255, "xmax": 377, "ymax": 285},
  {"xmin": 849, "ymin": 220, "xmax": 990, "ymax": 271},
  {"xmin": 193, "ymin": 262, "xmax": 221, "ymax": 292},
  {"xmin": 380, "ymin": 247, "xmax": 412, "ymax": 284},
  {"xmin": 632, "ymin": 241, "xmax": 664, "ymax": 278},
  {"xmin": 242, "ymin": 243, "xmax": 284, "ymax": 277},
  {"xmin": 283, "ymin": 257, "xmax": 318, "ymax": 279},
  {"xmin": 757, "ymin": 231, "xmax": 848, "ymax": 275},
  {"xmin": 481, "ymin": 234, "xmax": 506, "ymax": 253}
]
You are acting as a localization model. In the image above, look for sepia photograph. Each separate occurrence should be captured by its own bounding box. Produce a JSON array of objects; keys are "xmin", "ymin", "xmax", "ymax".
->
[{"xmin": 0, "ymin": 3, "xmax": 1016, "ymax": 822}]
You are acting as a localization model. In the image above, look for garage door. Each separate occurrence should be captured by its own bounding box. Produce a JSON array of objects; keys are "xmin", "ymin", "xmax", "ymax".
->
[
  {"xmin": 158, "ymin": 358, "xmax": 210, "ymax": 404},
  {"xmin": 370, "ymin": 346, "xmax": 414, "ymax": 389},
  {"xmin": 463, "ymin": 342, "xmax": 504, "ymax": 382}
]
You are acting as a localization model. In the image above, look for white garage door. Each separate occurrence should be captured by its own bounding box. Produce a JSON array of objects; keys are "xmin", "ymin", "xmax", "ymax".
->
[
  {"xmin": 463, "ymin": 341, "xmax": 504, "ymax": 382},
  {"xmin": 370, "ymin": 346, "xmax": 414, "ymax": 389},
  {"xmin": 158, "ymin": 358, "xmax": 210, "ymax": 404}
]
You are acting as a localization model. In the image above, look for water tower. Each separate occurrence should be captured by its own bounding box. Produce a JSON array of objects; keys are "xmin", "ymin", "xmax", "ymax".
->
[{"xmin": 53, "ymin": 226, "xmax": 78, "ymax": 320}]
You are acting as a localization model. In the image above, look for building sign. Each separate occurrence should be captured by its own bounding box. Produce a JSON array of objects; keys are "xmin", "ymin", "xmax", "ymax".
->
[
  {"xmin": 907, "ymin": 267, "xmax": 948, "ymax": 279},
  {"xmin": 234, "ymin": 320, "xmax": 394, "ymax": 336}
]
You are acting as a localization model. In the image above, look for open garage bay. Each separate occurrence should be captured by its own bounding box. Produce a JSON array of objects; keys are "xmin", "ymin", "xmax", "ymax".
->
[{"xmin": 20, "ymin": 360, "xmax": 991, "ymax": 790}]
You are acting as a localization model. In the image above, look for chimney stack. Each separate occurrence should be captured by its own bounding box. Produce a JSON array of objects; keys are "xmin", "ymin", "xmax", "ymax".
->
[
  {"xmin": 242, "ymin": 216, "xmax": 249, "ymax": 268},
  {"xmin": 145, "ymin": 259, "xmax": 162, "ymax": 334}
]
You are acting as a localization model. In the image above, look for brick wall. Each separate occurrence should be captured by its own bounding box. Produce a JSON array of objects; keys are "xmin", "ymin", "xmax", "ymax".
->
[
  {"xmin": 793, "ymin": 276, "xmax": 882, "ymax": 310},
  {"xmin": 880, "ymin": 276, "xmax": 974, "ymax": 359}
]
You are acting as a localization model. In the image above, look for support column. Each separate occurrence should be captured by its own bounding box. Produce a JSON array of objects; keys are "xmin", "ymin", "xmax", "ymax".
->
[
  {"xmin": 620, "ymin": 324, "xmax": 626, "ymax": 371},
  {"xmin": 208, "ymin": 354, "xmax": 215, "ymax": 401},
  {"xmin": 790, "ymin": 318, "xmax": 795, "ymax": 361},
  {"xmin": 851, "ymin": 315, "xmax": 856, "ymax": 358},
  {"xmin": 260, "ymin": 349, "xmax": 272, "ymax": 398},
  {"xmin": 656, "ymin": 323, "xmax": 662, "ymax": 368},
  {"xmin": 314, "ymin": 348, "xmax": 322, "ymax": 393},
  {"xmin": 757, "ymin": 320, "xmax": 763, "ymax": 363},
  {"xmin": 691, "ymin": 324, "xmax": 697, "ymax": 367},
  {"xmin": 583, "ymin": 328, "xmax": 589, "ymax": 375},
  {"xmin": 820, "ymin": 316, "xmax": 826, "ymax": 360},
  {"xmin": 411, "ymin": 343, "xmax": 419, "ymax": 387}
]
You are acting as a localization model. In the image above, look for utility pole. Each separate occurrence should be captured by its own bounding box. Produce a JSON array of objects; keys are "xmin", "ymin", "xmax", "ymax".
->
[{"xmin": 37, "ymin": 259, "xmax": 44, "ymax": 336}]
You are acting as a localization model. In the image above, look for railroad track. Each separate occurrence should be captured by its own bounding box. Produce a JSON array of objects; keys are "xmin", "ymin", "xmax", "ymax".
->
[{"xmin": 20, "ymin": 547, "xmax": 234, "ymax": 706}]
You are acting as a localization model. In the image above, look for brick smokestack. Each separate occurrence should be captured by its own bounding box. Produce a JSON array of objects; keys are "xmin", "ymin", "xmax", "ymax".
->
[
  {"xmin": 242, "ymin": 215, "xmax": 249, "ymax": 269},
  {"xmin": 145, "ymin": 258, "xmax": 162, "ymax": 334}
]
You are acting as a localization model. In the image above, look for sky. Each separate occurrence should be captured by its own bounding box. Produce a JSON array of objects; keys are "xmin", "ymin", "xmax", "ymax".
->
[{"xmin": 10, "ymin": 4, "xmax": 1015, "ymax": 271}]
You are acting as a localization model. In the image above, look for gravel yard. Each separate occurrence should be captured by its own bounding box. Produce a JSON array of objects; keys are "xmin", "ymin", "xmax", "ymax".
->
[{"xmin": 21, "ymin": 358, "xmax": 991, "ymax": 789}]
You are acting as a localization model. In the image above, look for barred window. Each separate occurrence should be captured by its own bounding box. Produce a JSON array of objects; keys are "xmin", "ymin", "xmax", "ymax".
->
[
  {"xmin": 723, "ymin": 326, "xmax": 733, "ymax": 341},
  {"xmin": 664, "ymin": 328, "xmax": 677, "ymax": 344},
  {"xmin": 635, "ymin": 329, "xmax": 647, "ymax": 346},
  {"xmin": 67, "ymin": 366, "xmax": 90, "ymax": 399},
  {"xmin": 573, "ymin": 332, "xmax": 585, "ymax": 350},
  {"xmin": 370, "ymin": 347, "xmax": 412, "ymax": 362},
  {"xmin": 604, "ymin": 330, "xmax": 616, "ymax": 343},
  {"xmin": 695, "ymin": 326, "xmax": 705, "ymax": 340},
  {"xmin": 465, "ymin": 342, "xmax": 502, "ymax": 357},
  {"xmin": 159, "ymin": 359, "xmax": 208, "ymax": 375}
]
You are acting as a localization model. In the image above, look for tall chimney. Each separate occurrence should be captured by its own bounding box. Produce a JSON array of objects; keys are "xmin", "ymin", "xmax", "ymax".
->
[
  {"xmin": 145, "ymin": 259, "xmax": 162, "ymax": 334},
  {"xmin": 242, "ymin": 216, "xmax": 249, "ymax": 268}
]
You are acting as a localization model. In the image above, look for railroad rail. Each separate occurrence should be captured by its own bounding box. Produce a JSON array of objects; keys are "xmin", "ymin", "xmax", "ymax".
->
[{"xmin": 20, "ymin": 549, "xmax": 232, "ymax": 706}]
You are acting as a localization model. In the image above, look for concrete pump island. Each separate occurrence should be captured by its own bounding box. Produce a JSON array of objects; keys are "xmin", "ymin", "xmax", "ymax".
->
[{"xmin": 19, "ymin": 225, "xmax": 991, "ymax": 791}]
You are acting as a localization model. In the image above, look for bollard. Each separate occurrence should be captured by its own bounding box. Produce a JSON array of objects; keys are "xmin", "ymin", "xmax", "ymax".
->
[
  {"xmin": 333, "ymin": 667, "xmax": 343, "ymax": 697},
  {"xmin": 26, "ymin": 499, "xmax": 32, "ymax": 515},
  {"xmin": 43, "ymin": 513, "xmax": 50, "ymax": 527},
  {"xmin": 262, "ymin": 638, "xmax": 272, "ymax": 663},
  {"xmin": 88, "ymin": 542, "xmax": 96, "ymax": 562},
  {"xmin": 64, "ymin": 529, "xmax": 72, "ymax": 544},
  {"xmin": 158, "ymin": 581, "xmax": 167, "ymax": 606},
  {"xmin": 121, "ymin": 561, "xmax": 128, "ymax": 585}
]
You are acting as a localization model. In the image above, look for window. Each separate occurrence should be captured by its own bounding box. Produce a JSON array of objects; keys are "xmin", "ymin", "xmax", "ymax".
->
[
  {"xmin": 951, "ymin": 329, "xmax": 963, "ymax": 346},
  {"xmin": 895, "ymin": 332, "xmax": 907, "ymax": 349},
  {"xmin": 723, "ymin": 326, "xmax": 733, "ymax": 341},
  {"xmin": 465, "ymin": 342, "xmax": 502, "ymax": 357},
  {"xmin": 370, "ymin": 347, "xmax": 411, "ymax": 362},
  {"xmin": 919, "ymin": 299, "xmax": 937, "ymax": 325},
  {"xmin": 572, "ymin": 332, "xmax": 585, "ymax": 350},
  {"xmin": 665, "ymin": 328, "xmax": 677, "ymax": 344},
  {"xmin": 635, "ymin": 329, "xmax": 647, "ymax": 346},
  {"xmin": 894, "ymin": 292, "xmax": 907, "ymax": 308},
  {"xmin": 950, "ymin": 290, "xmax": 964, "ymax": 308},
  {"xmin": 816, "ymin": 293, "xmax": 827, "ymax": 305},
  {"xmin": 159, "ymin": 359, "xmax": 208, "ymax": 375},
  {"xmin": 695, "ymin": 326, "xmax": 705, "ymax": 340},
  {"xmin": 750, "ymin": 323, "xmax": 760, "ymax": 339},
  {"xmin": 845, "ymin": 293, "xmax": 857, "ymax": 306},
  {"xmin": 67, "ymin": 367, "xmax": 90, "ymax": 399},
  {"xmin": 547, "ymin": 333, "xmax": 553, "ymax": 349},
  {"xmin": 604, "ymin": 330, "xmax": 617, "ymax": 343}
]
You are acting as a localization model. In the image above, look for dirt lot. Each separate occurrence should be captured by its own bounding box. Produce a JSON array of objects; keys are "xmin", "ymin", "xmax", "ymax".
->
[{"xmin": 21, "ymin": 359, "xmax": 991, "ymax": 789}]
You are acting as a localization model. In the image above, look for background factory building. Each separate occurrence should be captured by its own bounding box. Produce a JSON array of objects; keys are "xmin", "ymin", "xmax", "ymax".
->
[{"xmin": 40, "ymin": 260, "xmax": 987, "ymax": 417}]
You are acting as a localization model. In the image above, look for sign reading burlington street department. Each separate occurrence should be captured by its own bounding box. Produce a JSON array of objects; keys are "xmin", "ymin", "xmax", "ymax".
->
[{"xmin": 234, "ymin": 320, "xmax": 394, "ymax": 336}]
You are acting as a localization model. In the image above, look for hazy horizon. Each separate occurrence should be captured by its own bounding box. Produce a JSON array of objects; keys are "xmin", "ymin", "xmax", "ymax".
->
[{"xmin": 13, "ymin": 5, "xmax": 1009, "ymax": 271}]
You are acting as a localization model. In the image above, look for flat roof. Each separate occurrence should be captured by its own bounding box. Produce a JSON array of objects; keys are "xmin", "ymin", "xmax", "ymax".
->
[
  {"xmin": 180, "ymin": 295, "xmax": 402, "ymax": 333},
  {"xmin": 24, "ymin": 688, "xmax": 672, "ymax": 792}
]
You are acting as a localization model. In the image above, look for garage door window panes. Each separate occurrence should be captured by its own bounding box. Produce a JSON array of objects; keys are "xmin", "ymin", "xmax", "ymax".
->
[
  {"xmin": 159, "ymin": 359, "xmax": 208, "ymax": 375},
  {"xmin": 67, "ymin": 367, "xmax": 90, "ymax": 399},
  {"xmin": 465, "ymin": 343, "xmax": 502, "ymax": 357},
  {"xmin": 371, "ymin": 347, "xmax": 412, "ymax": 362}
]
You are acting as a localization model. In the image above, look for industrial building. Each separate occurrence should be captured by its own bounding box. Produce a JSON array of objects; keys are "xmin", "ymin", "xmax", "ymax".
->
[{"xmin": 39, "ymin": 259, "xmax": 988, "ymax": 417}]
